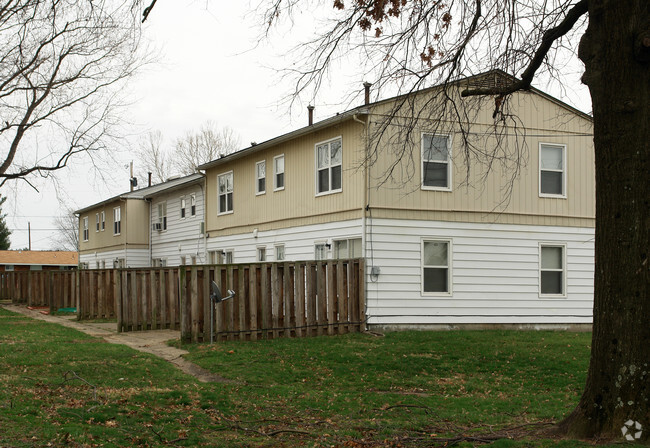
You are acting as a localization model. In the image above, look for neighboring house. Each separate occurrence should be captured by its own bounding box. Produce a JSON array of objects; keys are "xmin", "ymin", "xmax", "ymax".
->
[
  {"xmin": 146, "ymin": 174, "xmax": 205, "ymax": 266},
  {"xmin": 0, "ymin": 250, "xmax": 78, "ymax": 271},
  {"xmin": 197, "ymin": 72, "xmax": 595, "ymax": 328},
  {"xmin": 76, "ymin": 174, "xmax": 205, "ymax": 268}
]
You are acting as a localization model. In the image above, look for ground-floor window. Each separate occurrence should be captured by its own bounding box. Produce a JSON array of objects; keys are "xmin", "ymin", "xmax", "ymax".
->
[
  {"xmin": 422, "ymin": 239, "xmax": 451, "ymax": 294},
  {"xmin": 314, "ymin": 243, "xmax": 328, "ymax": 260},
  {"xmin": 257, "ymin": 247, "xmax": 266, "ymax": 262},
  {"xmin": 540, "ymin": 244, "xmax": 566, "ymax": 296},
  {"xmin": 275, "ymin": 244, "xmax": 285, "ymax": 261},
  {"xmin": 333, "ymin": 237, "xmax": 362, "ymax": 258}
]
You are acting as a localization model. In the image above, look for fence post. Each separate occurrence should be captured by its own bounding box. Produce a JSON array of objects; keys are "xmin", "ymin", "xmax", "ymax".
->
[
  {"xmin": 114, "ymin": 270, "xmax": 122, "ymax": 332},
  {"xmin": 358, "ymin": 259, "xmax": 366, "ymax": 331},
  {"xmin": 179, "ymin": 267, "xmax": 190, "ymax": 342}
]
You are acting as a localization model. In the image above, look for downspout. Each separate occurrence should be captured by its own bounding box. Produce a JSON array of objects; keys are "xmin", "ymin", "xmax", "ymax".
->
[
  {"xmin": 199, "ymin": 178, "xmax": 207, "ymax": 264},
  {"xmin": 146, "ymin": 198, "xmax": 152, "ymax": 266},
  {"xmin": 121, "ymin": 198, "xmax": 128, "ymax": 268}
]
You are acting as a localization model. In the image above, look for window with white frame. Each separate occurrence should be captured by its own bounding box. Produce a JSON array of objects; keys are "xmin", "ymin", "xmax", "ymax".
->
[
  {"xmin": 539, "ymin": 143, "xmax": 566, "ymax": 196},
  {"xmin": 157, "ymin": 202, "xmax": 167, "ymax": 231},
  {"xmin": 95, "ymin": 213, "xmax": 99, "ymax": 232},
  {"xmin": 334, "ymin": 238, "xmax": 362, "ymax": 259},
  {"xmin": 540, "ymin": 245, "xmax": 566, "ymax": 296},
  {"xmin": 101, "ymin": 260, "xmax": 106, "ymax": 269},
  {"xmin": 274, "ymin": 155, "xmax": 285, "ymax": 190},
  {"xmin": 180, "ymin": 197, "xmax": 186, "ymax": 219},
  {"xmin": 113, "ymin": 207, "xmax": 121, "ymax": 235},
  {"xmin": 316, "ymin": 138, "xmax": 342, "ymax": 195},
  {"xmin": 82, "ymin": 216, "xmax": 89, "ymax": 241},
  {"xmin": 422, "ymin": 134, "xmax": 451, "ymax": 190},
  {"xmin": 422, "ymin": 239, "xmax": 451, "ymax": 294},
  {"xmin": 256, "ymin": 161, "xmax": 266, "ymax": 195},
  {"xmin": 218, "ymin": 171, "xmax": 233, "ymax": 214},
  {"xmin": 257, "ymin": 247, "xmax": 266, "ymax": 262},
  {"xmin": 190, "ymin": 194, "xmax": 196, "ymax": 216},
  {"xmin": 101, "ymin": 211, "xmax": 105, "ymax": 231},
  {"xmin": 224, "ymin": 250, "xmax": 233, "ymax": 264},
  {"xmin": 314, "ymin": 243, "xmax": 328, "ymax": 260},
  {"xmin": 275, "ymin": 244, "xmax": 285, "ymax": 261},
  {"xmin": 180, "ymin": 255, "xmax": 186, "ymax": 265},
  {"xmin": 191, "ymin": 255, "xmax": 197, "ymax": 265}
]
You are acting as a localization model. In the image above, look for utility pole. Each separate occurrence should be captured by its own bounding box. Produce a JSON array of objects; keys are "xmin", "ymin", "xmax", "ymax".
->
[{"xmin": 28, "ymin": 222, "xmax": 31, "ymax": 250}]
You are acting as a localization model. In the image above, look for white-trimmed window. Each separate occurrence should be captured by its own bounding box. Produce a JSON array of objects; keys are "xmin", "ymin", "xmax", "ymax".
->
[
  {"xmin": 157, "ymin": 202, "xmax": 167, "ymax": 231},
  {"xmin": 539, "ymin": 143, "xmax": 566, "ymax": 197},
  {"xmin": 316, "ymin": 137, "xmax": 342, "ymax": 195},
  {"xmin": 113, "ymin": 207, "xmax": 121, "ymax": 235},
  {"xmin": 180, "ymin": 197, "xmax": 186, "ymax": 219},
  {"xmin": 422, "ymin": 133, "xmax": 452, "ymax": 190},
  {"xmin": 153, "ymin": 258, "xmax": 167, "ymax": 267},
  {"xmin": 224, "ymin": 250, "xmax": 233, "ymax": 264},
  {"xmin": 314, "ymin": 243, "xmax": 328, "ymax": 260},
  {"xmin": 422, "ymin": 239, "xmax": 451, "ymax": 294},
  {"xmin": 82, "ymin": 216, "xmax": 89, "ymax": 241},
  {"xmin": 257, "ymin": 247, "xmax": 266, "ymax": 262},
  {"xmin": 256, "ymin": 161, "xmax": 266, "ymax": 195},
  {"xmin": 191, "ymin": 255, "xmax": 197, "ymax": 265},
  {"xmin": 95, "ymin": 213, "xmax": 99, "ymax": 232},
  {"xmin": 190, "ymin": 194, "xmax": 196, "ymax": 216},
  {"xmin": 274, "ymin": 154, "xmax": 285, "ymax": 191},
  {"xmin": 540, "ymin": 244, "xmax": 566, "ymax": 296},
  {"xmin": 180, "ymin": 256, "xmax": 186, "ymax": 265},
  {"xmin": 334, "ymin": 238, "xmax": 362, "ymax": 259},
  {"xmin": 218, "ymin": 171, "xmax": 233, "ymax": 214},
  {"xmin": 275, "ymin": 244, "xmax": 285, "ymax": 261},
  {"xmin": 100, "ymin": 211, "xmax": 105, "ymax": 231}
]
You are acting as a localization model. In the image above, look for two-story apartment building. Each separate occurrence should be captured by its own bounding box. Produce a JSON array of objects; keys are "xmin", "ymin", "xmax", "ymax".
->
[
  {"xmin": 198, "ymin": 73, "xmax": 595, "ymax": 328},
  {"xmin": 76, "ymin": 174, "xmax": 205, "ymax": 268}
]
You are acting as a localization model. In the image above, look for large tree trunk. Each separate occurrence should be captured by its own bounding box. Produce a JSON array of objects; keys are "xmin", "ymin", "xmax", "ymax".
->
[{"xmin": 558, "ymin": 0, "xmax": 650, "ymax": 441}]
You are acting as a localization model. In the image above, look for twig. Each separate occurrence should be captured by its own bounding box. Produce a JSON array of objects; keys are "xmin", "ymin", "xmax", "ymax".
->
[{"xmin": 62, "ymin": 370, "xmax": 97, "ymax": 401}]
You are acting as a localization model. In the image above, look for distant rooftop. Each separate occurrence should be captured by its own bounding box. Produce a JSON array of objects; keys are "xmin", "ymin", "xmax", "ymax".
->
[{"xmin": 0, "ymin": 250, "xmax": 78, "ymax": 266}]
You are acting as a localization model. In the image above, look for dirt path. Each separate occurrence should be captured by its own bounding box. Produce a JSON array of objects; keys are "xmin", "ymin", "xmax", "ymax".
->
[{"xmin": 2, "ymin": 304, "xmax": 229, "ymax": 383}]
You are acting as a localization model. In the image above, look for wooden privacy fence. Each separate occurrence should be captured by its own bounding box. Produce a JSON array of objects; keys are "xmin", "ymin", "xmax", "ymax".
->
[
  {"xmin": 180, "ymin": 259, "xmax": 366, "ymax": 343},
  {"xmin": 115, "ymin": 268, "xmax": 181, "ymax": 332},
  {"xmin": 0, "ymin": 271, "xmax": 78, "ymax": 311}
]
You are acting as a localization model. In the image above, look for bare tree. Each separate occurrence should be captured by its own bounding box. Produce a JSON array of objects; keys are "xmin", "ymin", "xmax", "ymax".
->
[
  {"xmin": 50, "ymin": 207, "xmax": 79, "ymax": 251},
  {"xmin": 0, "ymin": 0, "xmax": 146, "ymax": 188},
  {"xmin": 173, "ymin": 121, "xmax": 241, "ymax": 176},
  {"xmin": 135, "ymin": 122, "xmax": 241, "ymax": 184},
  {"xmin": 261, "ymin": 0, "xmax": 649, "ymax": 442}
]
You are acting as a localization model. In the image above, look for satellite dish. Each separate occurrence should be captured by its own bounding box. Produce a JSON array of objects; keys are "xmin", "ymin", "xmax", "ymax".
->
[{"xmin": 210, "ymin": 280, "xmax": 235, "ymax": 303}]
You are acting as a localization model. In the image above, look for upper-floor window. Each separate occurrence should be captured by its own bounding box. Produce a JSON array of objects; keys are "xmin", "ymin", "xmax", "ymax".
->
[
  {"xmin": 539, "ymin": 143, "xmax": 566, "ymax": 197},
  {"xmin": 256, "ymin": 161, "xmax": 266, "ymax": 195},
  {"xmin": 422, "ymin": 239, "xmax": 451, "ymax": 294},
  {"xmin": 95, "ymin": 213, "xmax": 99, "ymax": 232},
  {"xmin": 158, "ymin": 202, "xmax": 167, "ymax": 231},
  {"xmin": 82, "ymin": 216, "xmax": 89, "ymax": 241},
  {"xmin": 316, "ymin": 138, "xmax": 342, "ymax": 195},
  {"xmin": 218, "ymin": 171, "xmax": 233, "ymax": 214},
  {"xmin": 274, "ymin": 155, "xmax": 285, "ymax": 191},
  {"xmin": 113, "ymin": 207, "xmax": 121, "ymax": 235},
  {"xmin": 100, "ymin": 211, "xmax": 105, "ymax": 231},
  {"xmin": 180, "ymin": 197, "xmax": 186, "ymax": 219},
  {"xmin": 540, "ymin": 244, "xmax": 566, "ymax": 296},
  {"xmin": 422, "ymin": 133, "xmax": 451, "ymax": 190},
  {"xmin": 190, "ymin": 194, "xmax": 196, "ymax": 216}
]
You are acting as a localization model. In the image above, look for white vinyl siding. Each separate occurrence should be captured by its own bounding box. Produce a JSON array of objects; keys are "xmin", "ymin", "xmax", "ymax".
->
[
  {"xmin": 315, "ymin": 137, "xmax": 342, "ymax": 195},
  {"xmin": 256, "ymin": 160, "xmax": 266, "ymax": 195},
  {"xmin": 274, "ymin": 154, "xmax": 285, "ymax": 191},
  {"xmin": 150, "ymin": 184, "xmax": 206, "ymax": 266},
  {"xmin": 218, "ymin": 171, "xmax": 233, "ymax": 214},
  {"xmin": 421, "ymin": 133, "xmax": 451, "ymax": 190},
  {"xmin": 365, "ymin": 218, "xmax": 594, "ymax": 325},
  {"xmin": 539, "ymin": 143, "xmax": 566, "ymax": 197},
  {"xmin": 79, "ymin": 248, "xmax": 149, "ymax": 269}
]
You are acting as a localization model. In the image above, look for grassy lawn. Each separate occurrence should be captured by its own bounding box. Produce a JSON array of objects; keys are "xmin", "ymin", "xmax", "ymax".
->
[{"xmin": 0, "ymin": 306, "xmax": 615, "ymax": 447}]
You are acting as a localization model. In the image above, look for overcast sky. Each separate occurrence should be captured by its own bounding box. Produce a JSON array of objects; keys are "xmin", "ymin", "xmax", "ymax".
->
[{"xmin": 4, "ymin": 1, "xmax": 592, "ymax": 251}]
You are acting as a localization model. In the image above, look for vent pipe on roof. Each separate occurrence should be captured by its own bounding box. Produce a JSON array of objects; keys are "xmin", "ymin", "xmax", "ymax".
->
[
  {"xmin": 308, "ymin": 105, "xmax": 314, "ymax": 126},
  {"xmin": 363, "ymin": 81, "xmax": 372, "ymax": 105},
  {"xmin": 148, "ymin": 172, "xmax": 152, "ymax": 187}
]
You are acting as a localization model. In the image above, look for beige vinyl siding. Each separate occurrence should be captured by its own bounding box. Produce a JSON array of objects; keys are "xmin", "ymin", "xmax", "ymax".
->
[
  {"xmin": 78, "ymin": 199, "xmax": 150, "ymax": 252},
  {"xmin": 367, "ymin": 89, "xmax": 594, "ymax": 227},
  {"xmin": 205, "ymin": 120, "xmax": 366, "ymax": 235}
]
